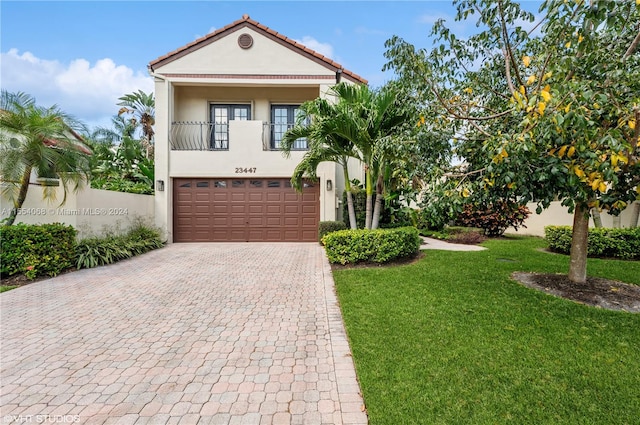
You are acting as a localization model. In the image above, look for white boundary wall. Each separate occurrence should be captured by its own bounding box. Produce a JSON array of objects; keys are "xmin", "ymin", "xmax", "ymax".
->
[
  {"xmin": 1, "ymin": 184, "xmax": 154, "ymax": 238},
  {"xmin": 506, "ymin": 201, "xmax": 639, "ymax": 237}
]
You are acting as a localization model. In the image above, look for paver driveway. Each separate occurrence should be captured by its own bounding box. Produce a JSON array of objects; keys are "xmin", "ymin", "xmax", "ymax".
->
[{"xmin": 0, "ymin": 243, "xmax": 367, "ymax": 425}]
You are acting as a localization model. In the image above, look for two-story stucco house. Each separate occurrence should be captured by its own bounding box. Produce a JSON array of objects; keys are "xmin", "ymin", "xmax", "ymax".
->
[{"xmin": 149, "ymin": 15, "xmax": 366, "ymax": 243}]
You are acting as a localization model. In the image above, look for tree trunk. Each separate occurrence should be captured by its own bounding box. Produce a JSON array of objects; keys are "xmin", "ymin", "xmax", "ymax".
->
[
  {"xmin": 568, "ymin": 205, "xmax": 589, "ymax": 284},
  {"xmin": 591, "ymin": 207, "xmax": 602, "ymax": 228},
  {"xmin": 630, "ymin": 202, "xmax": 640, "ymax": 228},
  {"xmin": 612, "ymin": 215, "xmax": 621, "ymax": 228},
  {"xmin": 365, "ymin": 167, "xmax": 373, "ymax": 230},
  {"xmin": 6, "ymin": 167, "xmax": 32, "ymax": 226},
  {"xmin": 371, "ymin": 174, "xmax": 384, "ymax": 230},
  {"xmin": 343, "ymin": 167, "xmax": 357, "ymax": 229}
]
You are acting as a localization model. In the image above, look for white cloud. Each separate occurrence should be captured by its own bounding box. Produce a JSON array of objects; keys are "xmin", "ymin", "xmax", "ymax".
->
[
  {"xmin": 1, "ymin": 49, "xmax": 153, "ymax": 129},
  {"xmin": 293, "ymin": 36, "xmax": 334, "ymax": 59}
]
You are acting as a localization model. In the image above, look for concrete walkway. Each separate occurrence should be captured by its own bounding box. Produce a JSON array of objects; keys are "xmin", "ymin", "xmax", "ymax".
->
[
  {"xmin": 0, "ymin": 243, "xmax": 367, "ymax": 425},
  {"xmin": 420, "ymin": 237, "xmax": 487, "ymax": 251}
]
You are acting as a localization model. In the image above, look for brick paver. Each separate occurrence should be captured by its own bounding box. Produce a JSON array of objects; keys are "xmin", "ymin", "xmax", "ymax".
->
[{"xmin": 0, "ymin": 243, "xmax": 367, "ymax": 425}]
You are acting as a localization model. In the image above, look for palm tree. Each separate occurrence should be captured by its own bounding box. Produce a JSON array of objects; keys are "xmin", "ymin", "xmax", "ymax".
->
[
  {"xmin": 329, "ymin": 83, "xmax": 408, "ymax": 229},
  {"xmin": 117, "ymin": 90, "xmax": 155, "ymax": 157},
  {"xmin": 0, "ymin": 90, "xmax": 91, "ymax": 225},
  {"xmin": 281, "ymin": 96, "xmax": 360, "ymax": 229},
  {"xmin": 283, "ymin": 83, "xmax": 410, "ymax": 230}
]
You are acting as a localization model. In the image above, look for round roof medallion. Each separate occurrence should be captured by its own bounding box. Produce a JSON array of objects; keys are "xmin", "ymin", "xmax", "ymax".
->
[{"xmin": 238, "ymin": 33, "xmax": 253, "ymax": 49}]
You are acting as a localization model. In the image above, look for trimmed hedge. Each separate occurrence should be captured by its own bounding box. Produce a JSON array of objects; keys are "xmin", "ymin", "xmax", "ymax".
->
[
  {"xmin": 76, "ymin": 223, "xmax": 164, "ymax": 269},
  {"xmin": 545, "ymin": 225, "xmax": 640, "ymax": 260},
  {"xmin": 322, "ymin": 226, "xmax": 422, "ymax": 265},
  {"xmin": 318, "ymin": 221, "xmax": 347, "ymax": 244},
  {"xmin": 0, "ymin": 223, "xmax": 77, "ymax": 279}
]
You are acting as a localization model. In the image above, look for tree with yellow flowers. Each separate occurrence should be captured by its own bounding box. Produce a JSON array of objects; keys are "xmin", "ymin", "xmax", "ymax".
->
[{"xmin": 385, "ymin": 0, "xmax": 639, "ymax": 283}]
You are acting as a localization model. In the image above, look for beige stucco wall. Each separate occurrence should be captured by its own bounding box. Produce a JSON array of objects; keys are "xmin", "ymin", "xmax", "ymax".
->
[
  {"xmin": 173, "ymin": 86, "xmax": 320, "ymax": 123},
  {"xmin": 506, "ymin": 201, "xmax": 640, "ymax": 237},
  {"xmin": 0, "ymin": 185, "xmax": 154, "ymax": 238},
  {"xmin": 154, "ymin": 27, "xmax": 335, "ymax": 77}
]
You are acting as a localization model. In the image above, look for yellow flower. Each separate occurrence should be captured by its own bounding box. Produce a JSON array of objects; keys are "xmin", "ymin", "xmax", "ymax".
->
[
  {"xmin": 540, "ymin": 89, "xmax": 551, "ymax": 102},
  {"xmin": 537, "ymin": 102, "xmax": 546, "ymax": 115},
  {"xmin": 629, "ymin": 120, "xmax": 636, "ymax": 130},
  {"xmin": 523, "ymin": 56, "xmax": 531, "ymax": 67},
  {"xmin": 526, "ymin": 75, "xmax": 536, "ymax": 85}
]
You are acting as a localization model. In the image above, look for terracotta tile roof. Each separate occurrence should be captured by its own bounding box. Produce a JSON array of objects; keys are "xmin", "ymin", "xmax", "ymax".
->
[
  {"xmin": 148, "ymin": 14, "xmax": 367, "ymax": 84},
  {"xmin": 43, "ymin": 128, "xmax": 92, "ymax": 155}
]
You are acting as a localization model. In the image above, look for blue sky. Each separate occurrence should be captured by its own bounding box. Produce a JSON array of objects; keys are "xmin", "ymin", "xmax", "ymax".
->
[{"xmin": 1, "ymin": 0, "xmax": 542, "ymax": 130}]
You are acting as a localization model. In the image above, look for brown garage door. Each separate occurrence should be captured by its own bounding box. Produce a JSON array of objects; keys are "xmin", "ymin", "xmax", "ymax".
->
[{"xmin": 173, "ymin": 178, "xmax": 319, "ymax": 242}]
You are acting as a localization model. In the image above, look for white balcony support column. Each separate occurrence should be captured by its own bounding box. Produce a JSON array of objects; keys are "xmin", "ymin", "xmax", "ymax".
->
[{"xmin": 153, "ymin": 76, "xmax": 172, "ymax": 241}]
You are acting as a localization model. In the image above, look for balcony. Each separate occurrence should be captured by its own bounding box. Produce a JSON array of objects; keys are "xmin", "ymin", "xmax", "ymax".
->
[{"xmin": 169, "ymin": 121, "xmax": 307, "ymax": 151}]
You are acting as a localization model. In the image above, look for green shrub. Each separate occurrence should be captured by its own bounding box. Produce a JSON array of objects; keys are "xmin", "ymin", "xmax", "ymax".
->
[
  {"xmin": 76, "ymin": 222, "xmax": 164, "ymax": 269},
  {"xmin": 545, "ymin": 225, "xmax": 640, "ymax": 260},
  {"xmin": 455, "ymin": 201, "xmax": 530, "ymax": 237},
  {"xmin": 318, "ymin": 221, "xmax": 347, "ymax": 244},
  {"xmin": 0, "ymin": 223, "xmax": 76, "ymax": 279},
  {"xmin": 322, "ymin": 227, "xmax": 422, "ymax": 265}
]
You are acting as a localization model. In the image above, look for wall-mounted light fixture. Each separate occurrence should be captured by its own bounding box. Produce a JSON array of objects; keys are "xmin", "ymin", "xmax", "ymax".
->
[
  {"xmin": 156, "ymin": 180, "xmax": 165, "ymax": 191},
  {"xmin": 326, "ymin": 179, "xmax": 333, "ymax": 191}
]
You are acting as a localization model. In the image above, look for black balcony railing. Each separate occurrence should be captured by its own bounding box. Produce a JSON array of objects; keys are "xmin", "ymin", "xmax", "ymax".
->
[
  {"xmin": 266, "ymin": 123, "xmax": 308, "ymax": 151},
  {"xmin": 169, "ymin": 121, "xmax": 307, "ymax": 151},
  {"xmin": 169, "ymin": 122, "xmax": 228, "ymax": 151}
]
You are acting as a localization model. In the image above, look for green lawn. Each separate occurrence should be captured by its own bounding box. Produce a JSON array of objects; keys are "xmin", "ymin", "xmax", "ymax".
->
[{"xmin": 333, "ymin": 236, "xmax": 640, "ymax": 425}]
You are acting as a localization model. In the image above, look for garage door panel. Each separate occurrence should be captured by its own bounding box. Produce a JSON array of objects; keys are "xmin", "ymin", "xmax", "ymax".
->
[
  {"xmin": 302, "ymin": 217, "xmax": 317, "ymax": 226},
  {"xmin": 283, "ymin": 217, "xmax": 301, "ymax": 226},
  {"xmin": 248, "ymin": 192, "xmax": 264, "ymax": 202},
  {"xmin": 284, "ymin": 205, "xmax": 300, "ymax": 214},
  {"xmin": 194, "ymin": 192, "xmax": 210, "ymax": 201},
  {"xmin": 176, "ymin": 192, "xmax": 193, "ymax": 202},
  {"xmin": 212, "ymin": 193, "xmax": 230, "ymax": 202},
  {"xmin": 213, "ymin": 204, "xmax": 230, "ymax": 214},
  {"xmin": 247, "ymin": 216, "xmax": 265, "ymax": 226},
  {"xmin": 229, "ymin": 205, "xmax": 246, "ymax": 214},
  {"xmin": 247, "ymin": 205, "xmax": 264, "ymax": 214},
  {"xmin": 265, "ymin": 205, "xmax": 282, "ymax": 214},
  {"xmin": 266, "ymin": 193, "xmax": 282, "ymax": 202},
  {"xmin": 265, "ymin": 217, "xmax": 282, "ymax": 226},
  {"xmin": 283, "ymin": 230, "xmax": 301, "ymax": 241},
  {"xmin": 212, "ymin": 217, "xmax": 231, "ymax": 226},
  {"xmin": 302, "ymin": 205, "xmax": 317, "ymax": 214},
  {"xmin": 301, "ymin": 230, "xmax": 317, "ymax": 240},
  {"xmin": 228, "ymin": 217, "xmax": 246, "ymax": 226},
  {"xmin": 230, "ymin": 192, "xmax": 246, "ymax": 201},
  {"xmin": 264, "ymin": 229, "xmax": 284, "ymax": 241},
  {"xmin": 174, "ymin": 177, "xmax": 319, "ymax": 242},
  {"xmin": 193, "ymin": 205, "xmax": 212, "ymax": 214}
]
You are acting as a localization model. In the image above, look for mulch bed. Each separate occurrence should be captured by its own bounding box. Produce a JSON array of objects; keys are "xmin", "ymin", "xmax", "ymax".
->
[{"xmin": 512, "ymin": 272, "xmax": 640, "ymax": 313}]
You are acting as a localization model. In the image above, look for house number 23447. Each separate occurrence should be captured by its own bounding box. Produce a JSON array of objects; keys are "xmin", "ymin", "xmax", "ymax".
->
[{"xmin": 235, "ymin": 167, "xmax": 256, "ymax": 173}]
